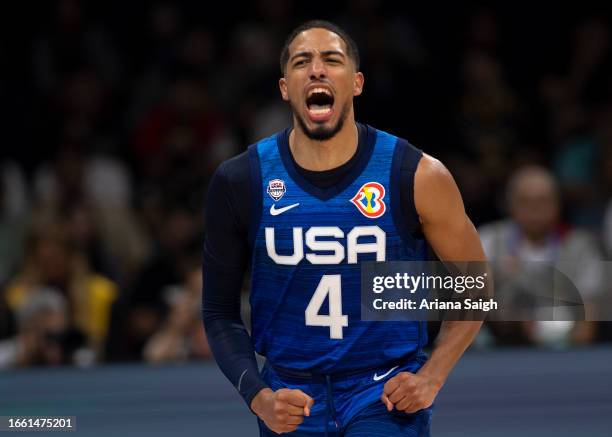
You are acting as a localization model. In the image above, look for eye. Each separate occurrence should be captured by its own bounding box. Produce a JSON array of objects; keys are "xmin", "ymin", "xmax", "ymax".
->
[{"xmin": 294, "ymin": 59, "xmax": 307, "ymax": 67}]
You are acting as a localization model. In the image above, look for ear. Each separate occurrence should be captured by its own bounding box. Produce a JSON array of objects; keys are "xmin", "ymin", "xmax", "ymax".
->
[
  {"xmin": 353, "ymin": 72, "xmax": 364, "ymax": 97},
  {"xmin": 279, "ymin": 77, "xmax": 289, "ymax": 101}
]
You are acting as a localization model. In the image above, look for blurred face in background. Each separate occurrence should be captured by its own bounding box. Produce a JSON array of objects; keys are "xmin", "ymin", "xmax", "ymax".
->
[
  {"xmin": 508, "ymin": 168, "xmax": 560, "ymax": 242},
  {"xmin": 163, "ymin": 209, "xmax": 197, "ymax": 253},
  {"xmin": 185, "ymin": 266, "xmax": 202, "ymax": 297},
  {"xmin": 27, "ymin": 227, "xmax": 73, "ymax": 286},
  {"xmin": 279, "ymin": 28, "xmax": 363, "ymax": 141},
  {"xmin": 68, "ymin": 202, "xmax": 96, "ymax": 247},
  {"xmin": 38, "ymin": 308, "xmax": 70, "ymax": 365},
  {"xmin": 17, "ymin": 290, "xmax": 71, "ymax": 366}
]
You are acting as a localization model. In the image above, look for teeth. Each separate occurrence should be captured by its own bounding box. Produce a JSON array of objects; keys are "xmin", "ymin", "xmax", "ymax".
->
[
  {"xmin": 309, "ymin": 107, "xmax": 332, "ymax": 115},
  {"xmin": 308, "ymin": 87, "xmax": 331, "ymax": 97}
]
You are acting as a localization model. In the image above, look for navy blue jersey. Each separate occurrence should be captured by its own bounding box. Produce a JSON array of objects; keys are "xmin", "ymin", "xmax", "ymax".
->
[{"xmin": 247, "ymin": 124, "xmax": 428, "ymax": 373}]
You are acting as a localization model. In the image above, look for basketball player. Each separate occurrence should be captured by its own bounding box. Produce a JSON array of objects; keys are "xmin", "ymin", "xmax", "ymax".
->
[{"xmin": 203, "ymin": 20, "xmax": 485, "ymax": 436}]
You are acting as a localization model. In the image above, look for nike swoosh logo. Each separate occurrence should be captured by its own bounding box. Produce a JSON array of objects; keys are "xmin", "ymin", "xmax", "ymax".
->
[
  {"xmin": 270, "ymin": 203, "xmax": 300, "ymax": 216},
  {"xmin": 373, "ymin": 366, "xmax": 398, "ymax": 381},
  {"xmin": 237, "ymin": 369, "xmax": 248, "ymax": 391}
]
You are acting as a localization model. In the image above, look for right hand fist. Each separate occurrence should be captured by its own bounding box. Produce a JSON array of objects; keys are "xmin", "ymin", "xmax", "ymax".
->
[{"xmin": 251, "ymin": 388, "xmax": 314, "ymax": 434}]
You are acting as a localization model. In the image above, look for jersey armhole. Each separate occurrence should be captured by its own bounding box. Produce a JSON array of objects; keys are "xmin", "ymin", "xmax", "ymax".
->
[
  {"xmin": 247, "ymin": 144, "xmax": 262, "ymax": 250},
  {"xmin": 391, "ymin": 137, "xmax": 423, "ymax": 247}
]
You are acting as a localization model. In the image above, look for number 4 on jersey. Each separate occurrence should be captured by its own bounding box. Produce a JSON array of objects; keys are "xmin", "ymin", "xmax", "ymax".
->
[{"xmin": 305, "ymin": 274, "xmax": 348, "ymax": 339}]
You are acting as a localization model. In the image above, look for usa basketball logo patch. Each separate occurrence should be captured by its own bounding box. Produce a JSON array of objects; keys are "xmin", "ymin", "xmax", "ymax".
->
[
  {"xmin": 267, "ymin": 179, "xmax": 286, "ymax": 201},
  {"xmin": 350, "ymin": 182, "xmax": 386, "ymax": 218}
]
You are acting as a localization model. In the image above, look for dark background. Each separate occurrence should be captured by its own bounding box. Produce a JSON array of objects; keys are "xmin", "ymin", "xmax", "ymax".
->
[{"xmin": 0, "ymin": 0, "xmax": 611, "ymax": 366}]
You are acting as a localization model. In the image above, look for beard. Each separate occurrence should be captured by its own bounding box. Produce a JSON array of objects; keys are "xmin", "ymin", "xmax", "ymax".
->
[{"xmin": 291, "ymin": 99, "xmax": 351, "ymax": 141}]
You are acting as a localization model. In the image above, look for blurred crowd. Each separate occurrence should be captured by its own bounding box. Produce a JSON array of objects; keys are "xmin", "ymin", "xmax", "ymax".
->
[{"xmin": 1, "ymin": 1, "xmax": 612, "ymax": 368}]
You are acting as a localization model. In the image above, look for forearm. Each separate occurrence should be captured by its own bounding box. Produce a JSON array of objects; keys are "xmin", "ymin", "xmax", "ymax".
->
[
  {"xmin": 202, "ymin": 264, "xmax": 268, "ymax": 407},
  {"xmin": 203, "ymin": 314, "xmax": 268, "ymax": 404},
  {"xmin": 202, "ymin": 160, "xmax": 268, "ymax": 407},
  {"xmin": 417, "ymin": 320, "xmax": 482, "ymax": 389}
]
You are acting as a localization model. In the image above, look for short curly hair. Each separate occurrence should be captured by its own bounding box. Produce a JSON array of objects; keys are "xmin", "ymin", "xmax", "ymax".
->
[{"xmin": 279, "ymin": 20, "xmax": 360, "ymax": 75}]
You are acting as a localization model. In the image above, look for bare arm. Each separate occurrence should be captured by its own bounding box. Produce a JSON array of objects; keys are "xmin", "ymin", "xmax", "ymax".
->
[
  {"xmin": 414, "ymin": 154, "xmax": 485, "ymax": 389},
  {"xmin": 382, "ymin": 154, "xmax": 485, "ymax": 413}
]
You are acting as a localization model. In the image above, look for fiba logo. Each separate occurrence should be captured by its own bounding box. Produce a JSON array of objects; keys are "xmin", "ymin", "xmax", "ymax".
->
[
  {"xmin": 267, "ymin": 179, "xmax": 286, "ymax": 201},
  {"xmin": 350, "ymin": 182, "xmax": 386, "ymax": 218}
]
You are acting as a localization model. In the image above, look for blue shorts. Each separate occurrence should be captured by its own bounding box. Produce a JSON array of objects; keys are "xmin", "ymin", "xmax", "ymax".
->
[{"xmin": 258, "ymin": 353, "xmax": 433, "ymax": 436}]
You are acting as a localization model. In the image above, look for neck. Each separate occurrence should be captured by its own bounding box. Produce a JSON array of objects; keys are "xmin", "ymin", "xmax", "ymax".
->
[{"xmin": 289, "ymin": 115, "xmax": 358, "ymax": 171}]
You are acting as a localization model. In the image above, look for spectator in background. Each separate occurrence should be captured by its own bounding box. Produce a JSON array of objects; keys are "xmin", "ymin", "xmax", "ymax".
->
[
  {"xmin": 110, "ymin": 206, "xmax": 202, "ymax": 361},
  {"xmin": 539, "ymin": 18, "xmax": 611, "ymax": 144},
  {"xmin": 3, "ymin": 0, "xmax": 610, "ymax": 363},
  {"xmin": 539, "ymin": 18, "xmax": 612, "ymax": 229},
  {"xmin": 605, "ymin": 206, "xmax": 612, "ymax": 261},
  {"xmin": 449, "ymin": 50, "xmax": 524, "ymax": 225},
  {"xmin": 478, "ymin": 166, "xmax": 603, "ymax": 347},
  {"xmin": 553, "ymin": 103, "xmax": 612, "ymax": 229},
  {"xmin": 34, "ymin": 144, "xmax": 151, "ymax": 286},
  {"xmin": 31, "ymin": 0, "xmax": 122, "ymax": 96},
  {"xmin": 131, "ymin": 72, "xmax": 239, "ymax": 224},
  {"xmin": 144, "ymin": 263, "xmax": 211, "ymax": 363},
  {"xmin": 602, "ymin": 137, "xmax": 612, "ymax": 258},
  {"xmin": 0, "ymin": 160, "xmax": 30, "ymax": 287},
  {"xmin": 132, "ymin": 73, "xmax": 236, "ymax": 181},
  {"xmin": 600, "ymin": 144, "xmax": 612, "ymax": 341},
  {"xmin": 0, "ymin": 287, "xmax": 87, "ymax": 368},
  {"xmin": 65, "ymin": 200, "xmax": 120, "ymax": 283},
  {"xmin": 3, "ymin": 221, "xmax": 118, "ymax": 360},
  {"xmin": 605, "ymin": 205, "xmax": 612, "ymax": 257}
]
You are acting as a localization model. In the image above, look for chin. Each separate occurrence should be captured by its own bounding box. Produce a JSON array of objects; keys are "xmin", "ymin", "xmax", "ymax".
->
[
  {"xmin": 294, "ymin": 102, "xmax": 349, "ymax": 141},
  {"xmin": 303, "ymin": 120, "xmax": 343, "ymax": 141}
]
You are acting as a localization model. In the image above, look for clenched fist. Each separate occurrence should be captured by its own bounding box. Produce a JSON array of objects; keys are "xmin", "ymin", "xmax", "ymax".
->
[
  {"xmin": 251, "ymin": 388, "xmax": 314, "ymax": 434},
  {"xmin": 381, "ymin": 371, "xmax": 440, "ymax": 414}
]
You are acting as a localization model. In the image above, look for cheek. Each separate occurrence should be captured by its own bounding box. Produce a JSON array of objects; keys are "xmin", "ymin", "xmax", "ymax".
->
[
  {"xmin": 337, "ymin": 75, "xmax": 358, "ymax": 97},
  {"xmin": 284, "ymin": 82, "xmax": 300, "ymax": 102}
]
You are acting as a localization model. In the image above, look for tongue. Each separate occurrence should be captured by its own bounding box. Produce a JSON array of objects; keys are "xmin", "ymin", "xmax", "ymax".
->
[{"xmin": 307, "ymin": 103, "xmax": 333, "ymax": 121}]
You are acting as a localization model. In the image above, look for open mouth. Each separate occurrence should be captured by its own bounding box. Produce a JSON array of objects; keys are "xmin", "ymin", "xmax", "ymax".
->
[{"xmin": 306, "ymin": 87, "xmax": 334, "ymax": 122}]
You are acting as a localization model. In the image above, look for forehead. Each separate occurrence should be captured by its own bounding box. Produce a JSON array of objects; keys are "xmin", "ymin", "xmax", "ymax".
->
[
  {"xmin": 289, "ymin": 28, "xmax": 347, "ymax": 56},
  {"xmin": 514, "ymin": 174, "xmax": 555, "ymax": 197}
]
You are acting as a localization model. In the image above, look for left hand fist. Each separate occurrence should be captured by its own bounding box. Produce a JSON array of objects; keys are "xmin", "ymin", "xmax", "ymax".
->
[{"xmin": 381, "ymin": 371, "xmax": 439, "ymax": 414}]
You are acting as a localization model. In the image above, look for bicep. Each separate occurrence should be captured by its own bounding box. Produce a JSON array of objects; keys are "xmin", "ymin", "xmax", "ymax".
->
[
  {"xmin": 202, "ymin": 163, "xmax": 249, "ymax": 323},
  {"xmin": 204, "ymin": 163, "xmax": 249, "ymax": 272},
  {"xmin": 414, "ymin": 155, "xmax": 486, "ymax": 262}
]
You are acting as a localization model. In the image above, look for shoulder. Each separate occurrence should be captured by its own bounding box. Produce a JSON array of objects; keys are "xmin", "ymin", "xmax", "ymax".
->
[
  {"xmin": 397, "ymin": 138, "xmax": 423, "ymax": 171},
  {"xmin": 414, "ymin": 153, "xmax": 458, "ymax": 197},
  {"xmin": 213, "ymin": 129, "xmax": 284, "ymax": 186},
  {"xmin": 477, "ymin": 220, "xmax": 513, "ymax": 257},
  {"xmin": 4, "ymin": 281, "xmax": 29, "ymax": 310},
  {"xmin": 367, "ymin": 126, "xmax": 423, "ymax": 171},
  {"xmin": 206, "ymin": 149, "xmax": 254, "ymax": 233},
  {"xmin": 560, "ymin": 227, "xmax": 601, "ymax": 257},
  {"xmin": 88, "ymin": 274, "xmax": 119, "ymax": 303},
  {"xmin": 412, "ymin": 153, "xmax": 467, "ymax": 224},
  {"xmin": 215, "ymin": 150, "xmax": 251, "ymax": 187}
]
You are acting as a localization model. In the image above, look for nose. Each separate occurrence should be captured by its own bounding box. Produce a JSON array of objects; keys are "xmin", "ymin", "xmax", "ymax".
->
[{"xmin": 308, "ymin": 56, "xmax": 327, "ymax": 80}]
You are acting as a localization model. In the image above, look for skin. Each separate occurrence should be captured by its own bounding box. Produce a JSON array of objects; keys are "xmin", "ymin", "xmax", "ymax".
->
[
  {"xmin": 507, "ymin": 166, "xmax": 559, "ymax": 245},
  {"xmin": 381, "ymin": 156, "xmax": 485, "ymax": 414},
  {"xmin": 252, "ymin": 27, "xmax": 485, "ymax": 432},
  {"xmin": 279, "ymin": 27, "xmax": 364, "ymax": 171},
  {"xmin": 504, "ymin": 167, "xmax": 596, "ymax": 346}
]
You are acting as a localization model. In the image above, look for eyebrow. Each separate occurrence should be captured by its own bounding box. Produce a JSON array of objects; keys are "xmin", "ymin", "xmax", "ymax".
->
[{"xmin": 289, "ymin": 50, "xmax": 346, "ymax": 62}]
